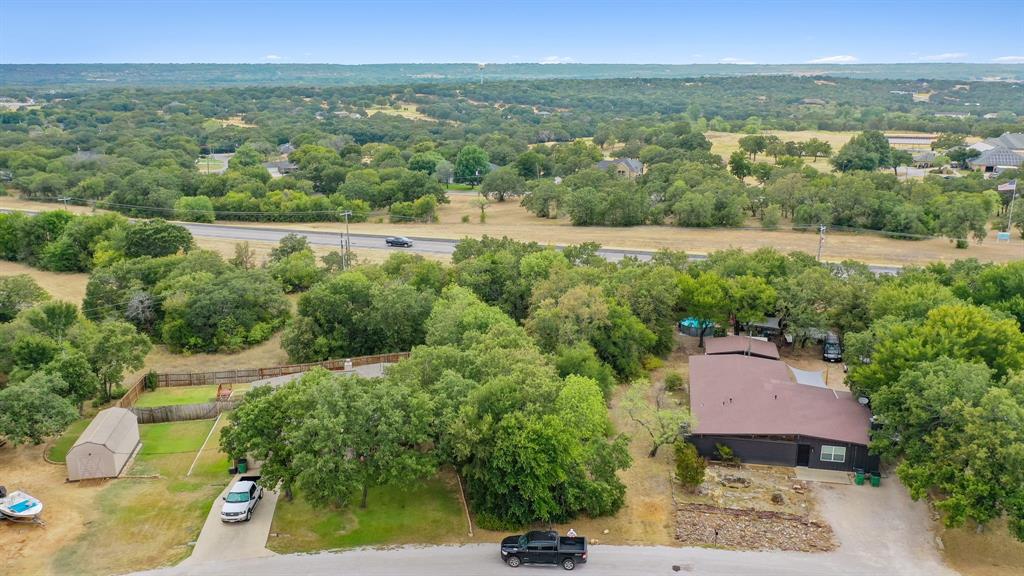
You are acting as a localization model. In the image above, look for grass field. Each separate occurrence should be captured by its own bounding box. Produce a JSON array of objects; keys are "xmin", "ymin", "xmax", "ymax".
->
[
  {"xmin": 52, "ymin": 418, "xmax": 229, "ymax": 575},
  {"xmin": 1, "ymin": 260, "xmax": 90, "ymax": 304},
  {"xmin": 133, "ymin": 383, "xmax": 252, "ymax": 408},
  {"xmin": 46, "ymin": 417, "xmax": 93, "ymax": 463},
  {"xmin": 368, "ymin": 102, "xmax": 435, "ymax": 121},
  {"xmin": 940, "ymin": 517, "xmax": 1024, "ymax": 576},
  {"xmin": 704, "ymin": 130, "xmax": 860, "ymax": 173},
  {"xmin": 195, "ymin": 157, "xmax": 226, "ymax": 173},
  {"xmin": 268, "ymin": 473, "xmax": 471, "ymax": 553}
]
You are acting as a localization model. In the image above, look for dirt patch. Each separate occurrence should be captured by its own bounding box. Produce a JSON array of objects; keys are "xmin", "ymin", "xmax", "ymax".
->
[
  {"xmin": 673, "ymin": 460, "xmax": 833, "ymax": 552},
  {"xmin": 779, "ymin": 344, "xmax": 848, "ymax": 391},
  {"xmin": 0, "ymin": 444, "xmax": 106, "ymax": 576},
  {"xmin": 0, "ymin": 261, "xmax": 90, "ymax": 304},
  {"xmin": 675, "ymin": 502, "xmax": 835, "ymax": 551}
]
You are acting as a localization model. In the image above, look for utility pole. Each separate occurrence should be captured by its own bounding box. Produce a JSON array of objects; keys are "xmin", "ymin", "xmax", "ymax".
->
[
  {"xmin": 1005, "ymin": 180, "xmax": 1018, "ymax": 233},
  {"xmin": 816, "ymin": 224, "xmax": 827, "ymax": 262},
  {"xmin": 340, "ymin": 210, "xmax": 352, "ymax": 270}
]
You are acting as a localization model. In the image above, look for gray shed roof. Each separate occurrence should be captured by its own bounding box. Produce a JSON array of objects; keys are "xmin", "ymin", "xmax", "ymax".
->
[
  {"xmin": 970, "ymin": 147, "xmax": 1024, "ymax": 168},
  {"xmin": 73, "ymin": 407, "xmax": 139, "ymax": 455}
]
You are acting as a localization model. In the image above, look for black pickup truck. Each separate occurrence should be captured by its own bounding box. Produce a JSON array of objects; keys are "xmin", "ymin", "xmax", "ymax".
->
[{"xmin": 500, "ymin": 530, "xmax": 587, "ymax": 570}]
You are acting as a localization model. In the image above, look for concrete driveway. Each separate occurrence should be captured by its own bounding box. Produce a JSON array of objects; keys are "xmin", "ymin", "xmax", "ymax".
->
[
  {"xmin": 181, "ymin": 473, "xmax": 279, "ymax": 565},
  {"xmin": 815, "ymin": 477, "xmax": 957, "ymax": 576}
]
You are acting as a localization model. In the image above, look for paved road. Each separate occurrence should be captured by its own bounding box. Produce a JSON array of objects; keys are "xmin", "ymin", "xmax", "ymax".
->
[
  {"xmin": 178, "ymin": 221, "xmax": 903, "ymax": 274},
  {"xmin": 0, "ymin": 208, "xmax": 904, "ymax": 274},
  {"xmin": 139, "ymin": 541, "xmax": 941, "ymax": 576},
  {"xmin": 182, "ymin": 473, "xmax": 279, "ymax": 565}
]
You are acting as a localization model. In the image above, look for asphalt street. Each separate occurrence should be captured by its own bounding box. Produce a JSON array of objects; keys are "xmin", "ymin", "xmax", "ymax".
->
[
  {"xmin": 0, "ymin": 209, "xmax": 904, "ymax": 273},
  {"xmin": 138, "ymin": 540, "xmax": 953, "ymax": 576},
  {"xmin": 178, "ymin": 221, "xmax": 903, "ymax": 274}
]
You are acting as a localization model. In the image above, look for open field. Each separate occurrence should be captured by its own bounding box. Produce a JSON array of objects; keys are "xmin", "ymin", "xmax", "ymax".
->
[
  {"xmin": 4, "ymin": 195, "xmax": 1022, "ymax": 268},
  {"xmin": 268, "ymin": 472, "xmax": 472, "ymax": 553},
  {"xmin": 134, "ymin": 383, "xmax": 252, "ymax": 408},
  {"xmin": 367, "ymin": 103, "xmax": 435, "ymax": 121},
  {"xmin": 705, "ymin": 130, "xmax": 859, "ymax": 172},
  {"xmin": 0, "ymin": 260, "xmax": 90, "ymax": 303},
  {"xmin": 195, "ymin": 157, "xmax": 226, "ymax": 173}
]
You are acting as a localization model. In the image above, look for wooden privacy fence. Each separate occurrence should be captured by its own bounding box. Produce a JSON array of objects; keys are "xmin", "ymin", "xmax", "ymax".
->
[
  {"xmin": 131, "ymin": 400, "xmax": 243, "ymax": 424},
  {"xmin": 114, "ymin": 351, "xmax": 410, "ymax": 409}
]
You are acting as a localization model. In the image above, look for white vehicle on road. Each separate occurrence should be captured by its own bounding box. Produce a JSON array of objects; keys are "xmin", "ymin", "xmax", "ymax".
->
[{"xmin": 220, "ymin": 475, "xmax": 263, "ymax": 522}]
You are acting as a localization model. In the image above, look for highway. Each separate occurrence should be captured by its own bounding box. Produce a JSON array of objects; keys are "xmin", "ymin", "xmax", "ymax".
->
[
  {"xmin": 0, "ymin": 209, "xmax": 903, "ymax": 273},
  {"xmin": 178, "ymin": 221, "xmax": 903, "ymax": 273}
]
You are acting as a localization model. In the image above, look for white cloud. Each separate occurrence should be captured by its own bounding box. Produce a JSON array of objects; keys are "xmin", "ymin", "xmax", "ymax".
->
[
  {"xmin": 993, "ymin": 55, "xmax": 1024, "ymax": 63},
  {"xmin": 918, "ymin": 52, "xmax": 967, "ymax": 62},
  {"xmin": 263, "ymin": 54, "xmax": 283, "ymax": 61},
  {"xmin": 539, "ymin": 56, "xmax": 575, "ymax": 64},
  {"xmin": 807, "ymin": 55, "xmax": 858, "ymax": 64},
  {"xmin": 719, "ymin": 57, "xmax": 755, "ymax": 65}
]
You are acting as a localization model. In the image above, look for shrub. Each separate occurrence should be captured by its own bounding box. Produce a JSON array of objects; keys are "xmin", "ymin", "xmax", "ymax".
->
[
  {"xmin": 761, "ymin": 204, "xmax": 782, "ymax": 229},
  {"xmin": 664, "ymin": 372, "xmax": 685, "ymax": 391},
  {"xmin": 143, "ymin": 370, "xmax": 159, "ymax": 391},
  {"xmin": 461, "ymin": 214, "xmax": 470, "ymax": 223},
  {"xmin": 174, "ymin": 195, "xmax": 216, "ymax": 223},
  {"xmin": 955, "ymin": 238, "xmax": 969, "ymax": 249},
  {"xmin": 675, "ymin": 441, "xmax": 706, "ymax": 490},
  {"xmin": 715, "ymin": 443, "xmax": 740, "ymax": 464}
]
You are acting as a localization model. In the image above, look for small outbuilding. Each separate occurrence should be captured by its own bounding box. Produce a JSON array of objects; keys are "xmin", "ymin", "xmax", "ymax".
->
[
  {"xmin": 704, "ymin": 335, "xmax": 781, "ymax": 360},
  {"xmin": 66, "ymin": 407, "xmax": 141, "ymax": 481}
]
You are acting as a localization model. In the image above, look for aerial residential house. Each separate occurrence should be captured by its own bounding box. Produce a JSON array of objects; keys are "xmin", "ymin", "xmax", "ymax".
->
[
  {"xmin": 278, "ymin": 142, "xmax": 296, "ymax": 156},
  {"xmin": 798, "ymin": 98, "xmax": 827, "ymax": 106},
  {"xmin": 595, "ymin": 157, "xmax": 644, "ymax": 179},
  {"xmin": 264, "ymin": 160, "xmax": 297, "ymax": 178},
  {"xmin": 968, "ymin": 147, "xmax": 1024, "ymax": 173},
  {"xmin": 912, "ymin": 150, "xmax": 937, "ymax": 168},
  {"xmin": 687, "ymin": 347, "xmax": 877, "ymax": 473}
]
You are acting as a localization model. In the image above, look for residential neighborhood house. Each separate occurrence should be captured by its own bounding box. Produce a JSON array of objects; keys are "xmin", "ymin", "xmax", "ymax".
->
[
  {"xmin": 595, "ymin": 157, "xmax": 644, "ymax": 179},
  {"xmin": 687, "ymin": 346, "xmax": 877, "ymax": 473}
]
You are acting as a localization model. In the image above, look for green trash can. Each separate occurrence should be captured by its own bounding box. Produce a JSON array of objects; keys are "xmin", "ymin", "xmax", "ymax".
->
[
  {"xmin": 237, "ymin": 459, "xmax": 248, "ymax": 473},
  {"xmin": 870, "ymin": 473, "xmax": 880, "ymax": 487},
  {"xmin": 854, "ymin": 469, "xmax": 865, "ymax": 486}
]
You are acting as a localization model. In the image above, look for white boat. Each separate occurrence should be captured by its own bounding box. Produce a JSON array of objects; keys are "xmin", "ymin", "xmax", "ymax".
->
[{"xmin": 0, "ymin": 489, "xmax": 44, "ymax": 520}]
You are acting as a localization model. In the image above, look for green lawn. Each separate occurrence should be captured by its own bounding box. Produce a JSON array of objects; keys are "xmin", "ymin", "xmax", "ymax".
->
[
  {"xmin": 53, "ymin": 418, "xmax": 233, "ymax": 576},
  {"xmin": 268, "ymin": 474, "xmax": 469, "ymax": 553},
  {"xmin": 133, "ymin": 383, "xmax": 250, "ymax": 408},
  {"xmin": 47, "ymin": 417, "xmax": 93, "ymax": 463},
  {"xmin": 446, "ymin": 183, "xmax": 477, "ymax": 191},
  {"xmin": 139, "ymin": 419, "xmax": 215, "ymax": 456}
]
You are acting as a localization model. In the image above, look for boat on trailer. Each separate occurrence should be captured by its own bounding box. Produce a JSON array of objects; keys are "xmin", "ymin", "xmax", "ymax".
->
[{"xmin": 0, "ymin": 487, "xmax": 44, "ymax": 524}]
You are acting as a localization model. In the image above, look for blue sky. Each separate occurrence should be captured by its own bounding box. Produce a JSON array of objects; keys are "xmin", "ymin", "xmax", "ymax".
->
[{"xmin": 2, "ymin": 0, "xmax": 1023, "ymax": 65}]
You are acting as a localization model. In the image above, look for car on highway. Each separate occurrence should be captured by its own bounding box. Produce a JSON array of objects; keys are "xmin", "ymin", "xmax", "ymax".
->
[
  {"xmin": 500, "ymin": 530, "xmax": 587, "ymax": 570},
  {"xmin": 385, "ymin": 236, "xmax": 414, "ymax": 247},
  {"xmin": 220, "ymin": 475, "xmax": 263, "ymax": 522}
]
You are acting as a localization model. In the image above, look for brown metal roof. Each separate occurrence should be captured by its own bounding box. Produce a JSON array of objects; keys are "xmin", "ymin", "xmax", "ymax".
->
[
  {"xmin": 704, "ymin": 336, "xmax": 781, "ymax": 360},
  {"xmin": 689, "ymin": 355, "xmax": 870, "ymax": 445}
]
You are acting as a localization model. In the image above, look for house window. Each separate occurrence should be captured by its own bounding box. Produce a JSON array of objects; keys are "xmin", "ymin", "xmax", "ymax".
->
[{"xmin": 820, "ymin": 445, "xmax": 847, "ymax": 463}]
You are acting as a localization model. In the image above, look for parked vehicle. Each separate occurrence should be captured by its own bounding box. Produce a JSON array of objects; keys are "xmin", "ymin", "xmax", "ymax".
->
[
  {"xmin": 220, "ymin": 475, "xmax": 263, "ymax": 522},
  {"xmin": 500, "ymin": 530, "xmax": 587, "ymax": 570},
  {"xmin": 823, "ymin": 332, "xmax": 843, "ymax": 362},
  {"xmin": 385, "ymin": 236, "xmax": 413, "ymax": 247}
]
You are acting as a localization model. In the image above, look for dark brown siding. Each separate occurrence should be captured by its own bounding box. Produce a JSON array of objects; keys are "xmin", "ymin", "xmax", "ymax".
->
[{"xmin": 690, "ymin": 434, "xmax": 878, "ymax": 472}]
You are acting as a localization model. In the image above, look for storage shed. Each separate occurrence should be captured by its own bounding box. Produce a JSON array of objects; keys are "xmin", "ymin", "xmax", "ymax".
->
[{"xmin": 66, "ymin": 407, "xmax": 141, "ymax": 481}]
